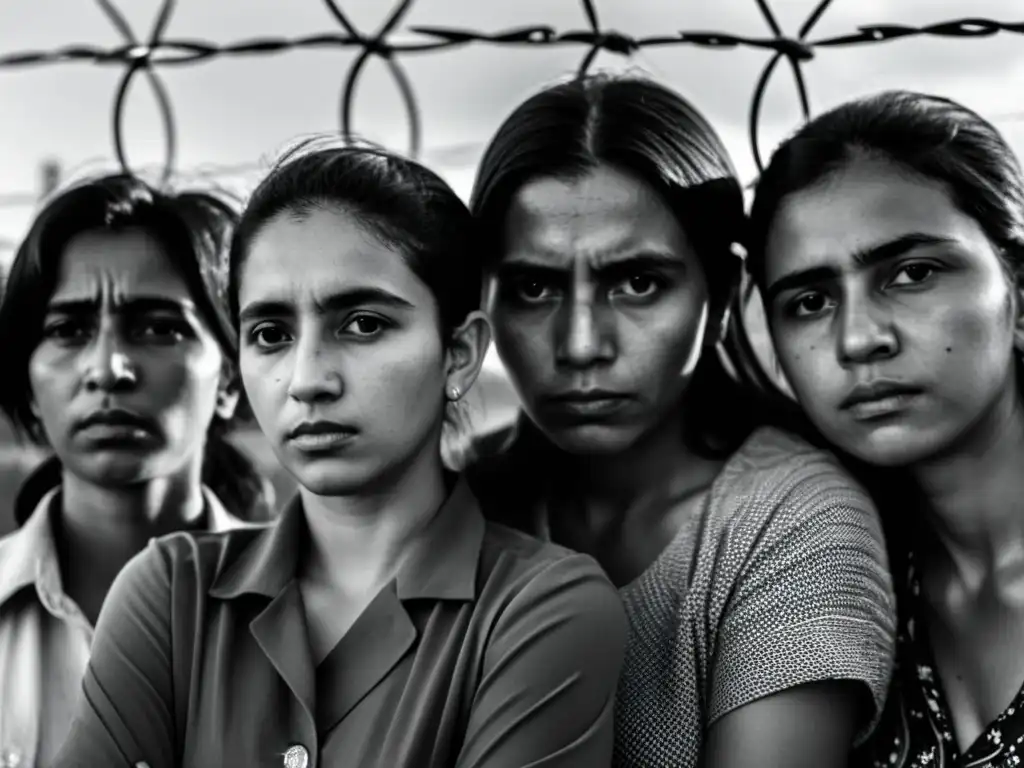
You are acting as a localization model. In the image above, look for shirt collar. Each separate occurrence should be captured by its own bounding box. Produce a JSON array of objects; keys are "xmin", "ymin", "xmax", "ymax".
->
[
  {"xmin": 209, "ymin": 475, "xmax": 485, "ymax": 602},
  {"xmin": 0, "ymin": 484, "xmax": 248, "ymax": 609},
  {"xmin": 0, "ymin": 487, "xmax": 61, "ymax": 608}
]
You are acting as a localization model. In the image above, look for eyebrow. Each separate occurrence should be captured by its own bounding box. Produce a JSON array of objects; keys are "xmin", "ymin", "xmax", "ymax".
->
[
  {"xmin": 45, "ymin": 296, "xmax": 192, "ymax": 316},
  {"xmin": 763, "ymin": 232, "xmax": 957, "ymax": 307},
  {"xmin": 497, "ymin": 251, "xmax": 685, "ymax": 278},
  {"xmin": 238, "ymin": 286, "xmax": 415, "ymax": 325}
]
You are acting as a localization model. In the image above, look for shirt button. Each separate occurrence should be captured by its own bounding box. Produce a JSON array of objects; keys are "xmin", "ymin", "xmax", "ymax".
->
[
  {"xmin": 0, "ymin": 748, "xmax": 22, "ymax": 768},
  {"xmin": 283, "ymin": 744, "xmax": 309, "ymax": 768}
]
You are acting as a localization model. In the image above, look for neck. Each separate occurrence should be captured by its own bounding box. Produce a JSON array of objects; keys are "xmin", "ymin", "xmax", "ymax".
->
[
  {"xmin": 299, "ymin": 448, "xmax": 448, "ymax": 597},
  {"xmin": 554, "ymin": 405, "xmax": 723, "ymax": 525},
  {"xmin": 60, "ymin": 460, "xmax": 206, "ymax": 550},
  {"xmin": 56, "ymin": 457, "xmax": 206, "ymax": 623},
  {"xmin": 910, "ymin": 384, "xmax": 1024, "ymax": 585}
]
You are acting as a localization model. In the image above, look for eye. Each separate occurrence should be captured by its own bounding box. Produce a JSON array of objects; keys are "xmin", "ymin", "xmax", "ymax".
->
[
  {"xmin": 249, "ymin": 322, "xmax": 291, "ymax": 349},
  {"xmin": 513, "ymin": 277, "xmax": 558, "ymax": 303},
  {"xmin": 889, "ymin": 261, "xmax": 936, "ymax": 287},
  {"xmin": 612, "ymin": 273, "xmax": 662, "ymax": 299},
  {"xmin": 786, "ymin": 290, "xmax": 835, "ymax": 318},
  {"xmin": 342, "ymin": 314, "xmax": 389, "ymax": 338},
  {"xmin": 41, "ymin": 319, "xmax": 90, "ymax": 343},
  {"xmin": 136, "ymin": 318, "xmax": 189, "ymax": 342}
]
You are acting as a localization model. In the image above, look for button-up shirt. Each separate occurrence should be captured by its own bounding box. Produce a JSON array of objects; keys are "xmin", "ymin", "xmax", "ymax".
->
[
  {"xmin": 53, "ymin": 477, "xmax": 627, "ymax": 768},
  {"xmin": 0, "ymin": 483, "xmax": 251, "ymax": 768}
]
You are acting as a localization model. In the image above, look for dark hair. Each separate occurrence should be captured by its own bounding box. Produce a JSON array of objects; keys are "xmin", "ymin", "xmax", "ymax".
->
[
  {"xmin": 229, "ymin": 139, "xmax": 481, "ymax": 340},
  {"xmin": 470, "ymin": 73, "xmax": 754, "ymax": 457},
  {"xmin": 748, "ymin": 90, "xmax": 1024, "ymax": 290},
  {"xmin": 0, "ymin": 173, "xmax": 269, "ymax": 521},
  {"xmin": 746, "ymin": 90, "xmax": 1024, "ymax": 570}
]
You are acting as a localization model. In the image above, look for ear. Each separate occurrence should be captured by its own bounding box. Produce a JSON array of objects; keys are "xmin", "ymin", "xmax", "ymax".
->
[
  {"xmin": 215, "ymin": 379, "xmax": 241, "ymax": 421},
  {"xmin": 443, "ymin": 311, "xmax": 492, "ymax": 403}
]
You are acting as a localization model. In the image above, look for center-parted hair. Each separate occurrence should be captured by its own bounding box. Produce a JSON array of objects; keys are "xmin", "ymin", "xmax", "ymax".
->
[
  {"xmin": 469, "ymin": 73, "xmax": 754, "ymax": 456},
  {"xmin": 229, "ymin": 139, "xmax": 482, "ymax": 341}
]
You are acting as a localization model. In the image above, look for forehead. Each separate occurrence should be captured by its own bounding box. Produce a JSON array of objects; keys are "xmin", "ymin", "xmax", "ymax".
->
[
  {"xmin": 502, "ymin": 164, "xmax": 691, "ymax": 266},
  {"xmin": 239, "ymin": 206, "xmax": 433, "ymax": 307},
  {"xmin": 52, "ymin": 226, "xmax": 190, "ymax": 301},
  {"xmin": 764, "ymin": 156, "xmax": 991, "ymax": 283}
]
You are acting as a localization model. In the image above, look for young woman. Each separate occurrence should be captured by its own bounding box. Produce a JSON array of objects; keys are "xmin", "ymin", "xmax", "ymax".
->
[
  {"xmin": 0, "ymin": 174, "xmax": 268, "ymax": 767},
  {"xmin": 466, "ymin": 73, "xmax": 898, "ymax": 768},
  {"xmin": 53, "ymin": 143, "xmax": 626, "ymax": 768},
  {"xmin": 748, "ymin": 90, "xmax": 1024, "ymax": 768}
]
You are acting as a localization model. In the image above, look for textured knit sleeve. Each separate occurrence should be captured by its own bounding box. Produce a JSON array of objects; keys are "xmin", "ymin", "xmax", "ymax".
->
[{"xmin": 707, "ymin": 432, "xmax": 897, "ymax": 744}]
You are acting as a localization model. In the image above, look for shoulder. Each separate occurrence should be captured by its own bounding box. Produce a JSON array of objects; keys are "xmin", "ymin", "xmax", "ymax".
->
[
  {"xmin": 712, "ymin": 425, "xmax": 878, "ymax": 527},
  {"xmin": 476, "ymin": 519, "xmax": 624, "ymax": 630},
  {"xmin": 125, "ymin": 525, "xmax": 269, "ymax": 594},
  {"xmin": 693, "ymin": 425, "xmax": 887, "ymax": 581}
]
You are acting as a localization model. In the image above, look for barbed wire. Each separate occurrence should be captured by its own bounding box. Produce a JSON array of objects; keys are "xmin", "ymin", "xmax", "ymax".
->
[{"xmin": 1, "ymin": 0, "xmax": 1023, "ymax": 198}]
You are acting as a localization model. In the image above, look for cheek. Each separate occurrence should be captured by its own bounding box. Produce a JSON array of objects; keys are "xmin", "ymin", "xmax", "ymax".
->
[
  {"xmin": 772, "ymin": 329, "xmax": 835, "ymax": 406},
  {"xmin": 238, "ymin": 350, "xmax": 286, "ymax": 427},
  {"xmin": 26, "ymin": 347, "xmax": 70, "ymax": 429},
  {"xmin": 628, "ymin": 300, "xmax": 708, "ymax": 382},
  {"xmin": 161, "ymin": 343, "xmax": 224, "ymax": 400},
  {"xmin": 491, "ymin": 313, "xmax": 548, "ymax": 381},
  {"xmin": 360, "ymin": 335, "xmax": 447, "ymax": 424}
]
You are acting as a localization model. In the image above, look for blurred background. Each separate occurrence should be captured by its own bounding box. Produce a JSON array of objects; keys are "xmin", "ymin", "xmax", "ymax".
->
[{"xmin": 1, "ymin": 0, "xmax": 1022, "ymax": 531}]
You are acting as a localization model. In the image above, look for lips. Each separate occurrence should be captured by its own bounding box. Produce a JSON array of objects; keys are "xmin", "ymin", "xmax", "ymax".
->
[
  {"xmin": 541, "ymin": 390, "xmax": 634, "ymax": 420},
  {"xmin": 286, "ymin": 421, "xmax": 358, "ymax": 452},
  {"xmin": 75, "ymin": 408, "xmax": 156, "ymax": 441},
  {"xmin": 839, "ymin": 380, "xmax": 924, "ymax": 421}
]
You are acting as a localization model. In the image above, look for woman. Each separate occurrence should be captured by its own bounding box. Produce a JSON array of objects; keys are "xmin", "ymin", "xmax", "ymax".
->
[
  {"xmin": 466, "ymin": 73, "xmax": 897, "ymax": 768},
  {"xmin": 53, "ymin": 143, "xmax": 626, "ymax": 768},
  {"xmin": 748, "ymin": 90, "xmax": 1024, "ymax": 768},
  {"xmin": 0, "ymin": 174, "xmax": 269, "ymax": 767}
]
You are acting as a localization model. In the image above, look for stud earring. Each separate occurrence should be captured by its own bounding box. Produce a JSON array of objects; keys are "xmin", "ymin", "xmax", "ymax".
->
[{"xmin": 447, "ymin": 385, "xmax": 462, "ymax": 402}]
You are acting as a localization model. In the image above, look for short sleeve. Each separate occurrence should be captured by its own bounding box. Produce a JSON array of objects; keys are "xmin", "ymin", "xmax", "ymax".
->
[
  {"xmin": 456, "ymin": 553, "xmax": 627, "ymax": 768},
  {"xmin": 52, "ymin": 539, "xmax": 178, "ymax": 768},
  {"xmin": 708, "ymin": 452, "xmax": 897, "ymax": 744}
]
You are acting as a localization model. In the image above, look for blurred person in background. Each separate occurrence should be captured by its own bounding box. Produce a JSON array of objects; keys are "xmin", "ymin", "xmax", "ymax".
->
[{"xmin": 0, "ymin": 174, "xmax": 270, "ymax": 768}]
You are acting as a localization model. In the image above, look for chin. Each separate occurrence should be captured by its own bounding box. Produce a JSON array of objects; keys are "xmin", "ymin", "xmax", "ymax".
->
[
  {"xmin": 542, "ymin": 423, "xmax": 643, "ymax": 457},
  {"xmin": 286, "ymin": 458, "xmax": 388, "ymax": 497},
  {"xmin": 68, "ymin": 454, "xmax": 161, "ymax": 487},
  {"xmin": 827, "ymin": 424, "xmax": 942, "ymax": 469}
]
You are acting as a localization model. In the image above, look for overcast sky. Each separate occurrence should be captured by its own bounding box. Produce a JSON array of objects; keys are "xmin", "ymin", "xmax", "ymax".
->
[{"xmin": 2, "ymin": 0, "xmax": 1022, "ymax": 246}]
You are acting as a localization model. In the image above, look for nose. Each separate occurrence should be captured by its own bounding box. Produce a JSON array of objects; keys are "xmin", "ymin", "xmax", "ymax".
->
[
  {"xmin": 82, "ymin": 327, "xmax": 137, "ymax": 392},
  {"xmin": 555, "ymin": 292, "xmax": 615, "ymax": 370},
  {"xmin": 836, "ymin": 294, "xmax": 899, "ymax": 366},
  {"xmin": 286, "ymin": 334, "xmax": 344, "ymax": 404}
]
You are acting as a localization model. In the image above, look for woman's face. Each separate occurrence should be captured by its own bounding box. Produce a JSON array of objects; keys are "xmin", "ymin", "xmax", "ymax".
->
[
  {"xmin": 28, "ymin": 227, "xmax": 233, "ymax": 485},
  {"xmin": 763, "ymin": 155, "xmax": 1022, "ymax": 467},
  {"xmin": 237, "ymin": 206, "xmax": 450, "ymax": 496},
  {"xmin": 488, "ymin": 163, "xmax": 712, "ymax": 456}
]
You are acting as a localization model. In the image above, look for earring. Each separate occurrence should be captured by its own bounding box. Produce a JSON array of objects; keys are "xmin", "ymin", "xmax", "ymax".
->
[{"xmin": 447, "ymin": 385, "xmax": 462, "ymax": 402}]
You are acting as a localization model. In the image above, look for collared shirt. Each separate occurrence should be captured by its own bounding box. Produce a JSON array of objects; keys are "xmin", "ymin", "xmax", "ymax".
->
[
  {"xmin": 855, "ymin": 550, "xmax": 1024, "ymax": 768},
  {"xmin": 0, "ymin": 483, "xmax": 250, "ymax": 768},
  {"xmin": 53, "ymin": 477, "xmax": 627, "ymax": 768}
]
